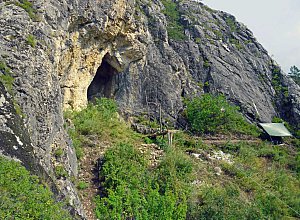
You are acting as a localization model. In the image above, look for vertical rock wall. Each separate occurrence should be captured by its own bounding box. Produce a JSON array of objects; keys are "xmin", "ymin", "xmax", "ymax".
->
[{"xmin": 0, "ymin": 0, "xmax": 299, "ymax": 218}]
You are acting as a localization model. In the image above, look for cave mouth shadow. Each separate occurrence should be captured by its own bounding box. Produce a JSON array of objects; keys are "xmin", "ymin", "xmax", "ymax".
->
[{"xmin": 87, "ymin": 56, "xmax": 117, "ymax": 102}]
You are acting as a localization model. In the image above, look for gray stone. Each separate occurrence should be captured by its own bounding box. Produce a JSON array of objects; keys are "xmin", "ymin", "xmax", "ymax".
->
[{"xmin": 0, "ymin": 0, "xmax": 299, "ymax": 218}]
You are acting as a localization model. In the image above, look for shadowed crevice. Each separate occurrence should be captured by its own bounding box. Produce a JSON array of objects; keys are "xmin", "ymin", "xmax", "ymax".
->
[{"xmin": 87, "ymin": 56, "xmax": 117, "ymax": 101}]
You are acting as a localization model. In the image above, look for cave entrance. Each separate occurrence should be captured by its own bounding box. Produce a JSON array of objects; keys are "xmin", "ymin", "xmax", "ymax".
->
[{"xmin": 87, "ymin": 56, "xmax": 117, "ymax": 101}]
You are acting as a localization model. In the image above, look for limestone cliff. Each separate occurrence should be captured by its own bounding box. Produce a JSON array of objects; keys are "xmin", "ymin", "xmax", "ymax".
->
[{"xmin": 0, "ymin": 0, "xmax": 299, "ymax": 218}]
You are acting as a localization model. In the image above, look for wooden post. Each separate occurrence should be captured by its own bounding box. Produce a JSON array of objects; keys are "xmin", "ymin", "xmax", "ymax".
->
[
  {"xmin": 159, "ymin": 104, "xmax": 162, "ymax": 133},
  {"xmin": 168, "ymin": 131, "xmax": 171, "ymax": 147},
  {"xmin": 168, "ymin": 130, "xmax": 174, "ymax": 148}
]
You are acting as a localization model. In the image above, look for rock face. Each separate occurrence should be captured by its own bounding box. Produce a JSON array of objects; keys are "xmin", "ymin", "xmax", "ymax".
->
[
  {"xmin": 0, "ymin": 0, "xmax": 299, "ymax": 218},
  {"xmin": 114, "ymin": 0, "xmax": 300, "ymax": 125}
]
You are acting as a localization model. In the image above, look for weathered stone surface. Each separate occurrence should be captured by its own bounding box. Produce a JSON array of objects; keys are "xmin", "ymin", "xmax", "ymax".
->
[
  {"xmin": 0, "ymin": 82, "xmax": 39, "ymax": 172},
  {"xmin": 0, "ymin": 0, "xmax": 299, "ymax": 218},
  {"xmin": 115, "ymin": 1, "xmax": 277, "ymax": 124}
]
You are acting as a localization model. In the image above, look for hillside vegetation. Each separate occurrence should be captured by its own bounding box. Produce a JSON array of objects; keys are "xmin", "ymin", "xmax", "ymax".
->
[
  {"xmin": 66, "ymin": 97, "xmax": 300, "ymax": 219},
  {"xmin": 0, "ymin": 157, "xmax": 71, "ymax": 219}
]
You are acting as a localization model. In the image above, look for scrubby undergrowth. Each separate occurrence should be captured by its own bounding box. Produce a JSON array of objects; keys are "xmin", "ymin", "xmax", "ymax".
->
[
  {"xmin": 0, "ymin": 157, "xmax": 71, "ymax": 219},
  {"xmin": 65, "ymin": 98, "xmax": 142, "ymax": 160},
  {"xmin": 185, "ymin": 94, "xmax": 260, "ymax": 136},
  {"xmin": 66, "ymin": 98, "xmax": 300, "ymax": 219}
]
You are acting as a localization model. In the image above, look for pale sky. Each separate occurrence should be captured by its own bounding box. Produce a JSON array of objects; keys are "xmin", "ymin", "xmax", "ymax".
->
[{"xmin": 202, "ymin": 0, "xmax": 300, "ymax": 73}]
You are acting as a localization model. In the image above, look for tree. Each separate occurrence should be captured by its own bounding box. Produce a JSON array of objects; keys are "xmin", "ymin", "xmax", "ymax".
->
[
  {"xmin": 185, "ymin": 94, "xmax": 259, "ymax": 135},
  {"xmin": 288, "ymin": 65, "xmax": 300, "ymax": 85},
  {"xmin": 288, "ymin": 65, "xmax": 300, "ymax": 77}
]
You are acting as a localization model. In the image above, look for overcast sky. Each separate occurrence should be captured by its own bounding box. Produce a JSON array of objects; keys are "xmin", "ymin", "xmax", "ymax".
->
[{"xmin": 202, "ymin": 0, "xmax": 300, "ymax": 73}]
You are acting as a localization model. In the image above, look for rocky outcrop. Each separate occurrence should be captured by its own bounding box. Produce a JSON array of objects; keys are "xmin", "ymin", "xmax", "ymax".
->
[
  {"xmin": 0, "ymin": 0, "xmax": 299, "ymax": 218},
  {"xmin": 0, "ymin": 82, "xmax": 41, "ymax": 174},
  {"xmin": 114, "ymin": 0, "xmax": 292, "ymax": 124},
  {"xmin": 0, "ymin": 0, "xmax": 148, "ymax": 217},
  {"xmin": 280, "ymin": 75, "xmax": 300, "ymax": 127}
]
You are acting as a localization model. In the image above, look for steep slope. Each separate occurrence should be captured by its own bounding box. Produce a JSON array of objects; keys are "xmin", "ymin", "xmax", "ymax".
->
[
  {"xmin": 114, "ymin": 0, "xmax": 300, "ymax": 127},
  {"xmin": 0, "ymin": 0, "xmax": 299, "ymax": 218}
]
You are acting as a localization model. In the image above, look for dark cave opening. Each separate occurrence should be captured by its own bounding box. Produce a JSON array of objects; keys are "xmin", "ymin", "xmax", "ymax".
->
[{"xmin": 87, "ymin": 57, "xmax": 117, "ymax": 101}]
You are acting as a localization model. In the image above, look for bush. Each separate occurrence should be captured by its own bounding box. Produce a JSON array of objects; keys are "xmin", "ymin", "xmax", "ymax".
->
[
  {"xmin": 257, "ymin": 145, "xmax": 288, "ymax": 163},
  {"xmin": 54, "ymin": 148, "xmax": 64, "ymax": 157},
  {"xmin": 0, "ymin": 61, "xmax": 14, "ymax": 93},
  {"xmin": 161, "ymin": 0, "xmax": 186, "ymax": 40},
  {"xmin": 187, "ymin": 184, "xmax": 261, "ymax": 220},
  {"xmin": 65, "ymin": 98, "xmax": 141, "ymax": 159},
  {"xmin": 55, "ymin": 165, "xmax": 68, "ymax": 178},
  {"xmin": 185, "ymin": 94, "xmax": 259, "ymax": 135},
  {"xmin": 95, "ymin": 143, "xmax": 192, "ymax": 219},
  {"xmin": 0, "ymin": 156, "xmax": 71, "ymax": 219},
  {"xmin": 188, "ymin": 167, "xmax": 300, "ymax": 219},
  {"xmin": 15, "ymin": 0, "xmax": 38, "ymax": 21},
  {"xmin": 225, "ymin": 16, "xmax": 238, "ymax": 33},
  {"xmin": 77, "ymin": 181, "xmax": 89, "ymax": 190},
  {"xmin": 228, "ymin": 142, "xmax": 300, "ymax": 218},
  {"xmin": 26, "ymin": 34, "xmax": 36, "ymax": 47}
]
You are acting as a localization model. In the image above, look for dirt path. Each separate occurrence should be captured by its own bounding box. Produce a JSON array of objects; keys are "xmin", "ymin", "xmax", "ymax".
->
[
  {"xmin": 78, "ymin": 144, "xmax": 109, "ymax": 220},
  {"xmin": 202, "ymin": 139, "xmax": 261, "ymax": 145},
  {"xmin": 77, "ymin": 142, "xmax": 164, "ymax": 220},
  {"xmin": 76, "ymin": 134, "xmax": 261, "ymax": 219}
]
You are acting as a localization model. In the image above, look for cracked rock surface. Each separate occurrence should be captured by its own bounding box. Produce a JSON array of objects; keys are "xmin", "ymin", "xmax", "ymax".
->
[{"xmin": 0, "ymin": 0, "xmax": 299, "ymax": 218}]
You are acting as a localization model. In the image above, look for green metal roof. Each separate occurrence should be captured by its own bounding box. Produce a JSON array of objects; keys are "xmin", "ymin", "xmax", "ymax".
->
[{"xmin": 259, "ymin": 123, "xmax": 292, "ymax": 137}]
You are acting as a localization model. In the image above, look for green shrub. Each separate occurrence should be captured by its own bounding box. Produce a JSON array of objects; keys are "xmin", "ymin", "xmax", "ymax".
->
[
  {"xmin": 77, "ymin": 181, "xmax": 89, "ymax": 190},
  {"xmin": 203, "ymin": 60, "xmax": 210, "ymax": 68},
  {"xmin": 15, "ymin": 0, "xmax": 38, "ymax": 21},
  {"xmin": 0, "ymin": 156, "xmax": 71, "ymax": 219},
  {"xmin": 225, "ymin": 16, "xmax": 238, "ymax": 32},
  {"xmin": 185, "ymin": 94, "xmax": 259, "ymax": 135},
  {"xmin": 226, "ymin": 142, "xmax": 300, "ymax": 218},
  {"xmin": 65, "ymin": 98, "xmax": 141, "ymax": 159},
  {"xmin": 212, "ymin": 29, "xmax": 223, "ymax": 40},
  {"xmin": 257, "ymin": 145, "xmax": 288, "ymax": 163},
  {"xmin": 55, "ymin": 165, "xmax": 68, "ymax": 178},
  {"xmin": 187, "ymin": 184, "xmax": 261, "ymax": 220},
  {"xmin": 195, "ymin": 37, "xmax": 201, "ymax": 44},
  {"xmin": 95, "ymin": 143, "xmax": 192, "ymax": 219},
  {"xmin": 229, "ymin": 38, "xmax": 243, "ymax": 50},
  {"xmin": 0, "ymin": 61, "xmax": 11, "ymax": 75},
  {"xmin": 54, "ymin": 148, "xmax": 64, "ymax": 157},
  {"xmin": 173, "ymin": 131, "xmax": 205, "ymax": 151},
  {"xmin": 191, "ymin": 154, "xmax": 300, "ymax": 219},
  {"xmin": 270, "ymin": 64, "xmax": 289, "ymax": 100},
  {"xmin": 0, "ymin": 61, "xmax": 14, "ymax": 93},
  {"xmin": 295, "ymin": 152, "xmax": 300, "ymax": 175},
  {"xmin": 26, "ymin": 34, "xmax": 36, "ymax": 47},
  {"xmin": 161, "ymin": 0, "xmax": 186, "ymax": 40},
  {"xmin": 220, "ymin": 142, "xmax": 241, "ymax": 153},
  {"xmin": 0, "ymin": 61, "xmax": 23, "ymax": 116}
]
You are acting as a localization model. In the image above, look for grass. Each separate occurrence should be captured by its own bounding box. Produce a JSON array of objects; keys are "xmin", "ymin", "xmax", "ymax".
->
[
  {"xmin": 55, "ymin": 165, "xmax": 68, "ymax": 178},
  {"xmin": 225, "ymin": 16, "xmax": 238, "ymax": 33},
  {"xmin": 0, "ymin": 61, "xmax": 14, "ymax": 94},
  {"xmin": 65, "ymin": 98, "xmax": 142, "ymax": 159},
  {"xmin": 161, "ymin": 0, "xmax": 186, "ymax": 40},
  {"xmin": 95, "ymin": 143, "xmax": 193, "ymax": 220},
  {"xmin": 185, "ymin": 94, "xmax": 260, "ymax": 135},
  {"xmin": 203, "ymin": 60, "xmax": 210, "ymax": 68},
  {"xmin": 158, "ymin": 125, "xmax": 300, "ymax": 219},
  {"xmin": 14, "ymin": 0, "xmax": 39, "ymax": 21},
  {"xmin": 26, "ymin": 34, "xmax": 36, "ymax": 48},
  {"xmin": 54, "ymin": 148, "xmax": 64, "ymax": 158},
  {"xmin": 77, "ymin": 181, "xmax": 89, "ymax": 190},
  {"xmin": 187, "ymin": 140, "xmax": 300, "ymax": 219},
  {"xmin": 65, "ymin": 98, "xmax": 300, "ymax": 219},
  {"xmin": 0, "ymin": 156, "xmax": 71, "ymax": 219},
  {"xmin": 229, "ymin": 38, "xmax": 243, "ymax": 50},
  {"xmin": 0, "ymin": 61, "xmax": 24, "ymax": 117},
  {"xmin": 270, "ymin": 64, "xmax": 289, "ymax": 100}
]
